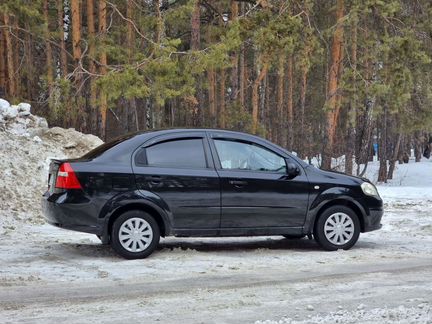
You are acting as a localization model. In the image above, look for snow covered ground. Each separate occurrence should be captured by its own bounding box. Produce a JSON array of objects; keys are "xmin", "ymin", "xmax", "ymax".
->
[
  {"xmin": 1, "ymin": 159, "xmax": 431, "ymax": 323},
  {"xmin": 0, "ymin": 101, "xmax": 431, "ymax": 323}
]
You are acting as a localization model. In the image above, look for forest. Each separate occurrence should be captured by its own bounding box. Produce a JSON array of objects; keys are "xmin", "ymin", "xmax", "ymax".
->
[{"xmin": 1, "ymin": 0, "xmax": 432, "ymax": 182}]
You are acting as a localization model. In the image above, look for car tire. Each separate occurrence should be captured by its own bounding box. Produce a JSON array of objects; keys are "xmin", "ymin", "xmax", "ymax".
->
[
  {"xmin": 111, "ymin": 210, "xmax": 160, "ymax": 259},
  {"xmin": 314, "ymin": 205, "xmax": 360, "ymax": 251},
  {"xmin": 282, "ymin": 234, "xmax": 305, "ymax": 240}
]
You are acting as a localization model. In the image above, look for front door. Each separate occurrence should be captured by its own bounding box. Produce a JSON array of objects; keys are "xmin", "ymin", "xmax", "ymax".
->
[{"xmin": 210, "ymin": 137, "xmax": 309, "ymax": 228}]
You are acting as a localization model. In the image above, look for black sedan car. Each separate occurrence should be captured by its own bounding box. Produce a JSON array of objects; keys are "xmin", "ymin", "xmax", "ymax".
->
[{"xmin": 42, "ymin": 129, "xmax": 383, "ymax": 259}]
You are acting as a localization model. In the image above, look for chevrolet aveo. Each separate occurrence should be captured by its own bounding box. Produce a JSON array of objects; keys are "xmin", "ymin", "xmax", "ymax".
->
[{"xmin": 42, "ymin": 129, "xmax": 383, "ymax": 259}]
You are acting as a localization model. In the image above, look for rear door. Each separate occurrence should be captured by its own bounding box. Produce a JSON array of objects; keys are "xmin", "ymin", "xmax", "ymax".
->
[
  {"xmin": 208, "ymin": 134, "xmax": 309, "ymax": 228},
  {"xmin": 132, "ymin": 132, "xmax": 221, "ymax": 231}
]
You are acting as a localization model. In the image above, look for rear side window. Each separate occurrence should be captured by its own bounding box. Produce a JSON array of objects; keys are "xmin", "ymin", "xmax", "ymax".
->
[{"xmin": 140, "ymin": 138, "xmax": 207, "ymax": 169}]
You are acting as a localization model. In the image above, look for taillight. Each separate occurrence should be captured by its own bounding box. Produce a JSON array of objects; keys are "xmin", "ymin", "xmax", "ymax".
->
[{"xmin": 55, "ymin": 163, "xmax": 82, "ymax": 189}]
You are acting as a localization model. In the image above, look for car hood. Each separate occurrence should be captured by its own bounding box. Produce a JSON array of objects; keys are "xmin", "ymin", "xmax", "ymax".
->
[{"xmin": 304, "ymin": 165, "xmax": 370, "ymax": 185}]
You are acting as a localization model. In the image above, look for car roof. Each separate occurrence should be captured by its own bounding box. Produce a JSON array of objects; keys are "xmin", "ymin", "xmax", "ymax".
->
[
  {"xmin": 83, "ymin": 128, "xmax": 308, "ymax": 167},
  {"xmin": 129, "ymin": 128, "xmax": 255, "ymax": 137}
]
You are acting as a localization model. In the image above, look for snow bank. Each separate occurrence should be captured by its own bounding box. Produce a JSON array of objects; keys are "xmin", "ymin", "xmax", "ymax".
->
[
  {"xmin": 0, "ymin": 99, "xmax": 103, "ymax": 228},
  {"xmin": 0, "ymin": 98, "xmax": 48, "ymax": 136}
]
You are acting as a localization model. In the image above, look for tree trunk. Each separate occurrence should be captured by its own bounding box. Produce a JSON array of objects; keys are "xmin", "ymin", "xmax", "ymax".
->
[
  {"xmin": 377, "ymin": 108, "xmax": 388, "ymax": 183},
  {"xmin": 414, "ymin": 131, "xmax": 423, "ymax": 162},
  {"xmin": 190, "ymin": 0, "xmax": 202, "ymax": 125},
  {"xmin": 71, "ymin": 0, "xmax": 82, "ymax": 69},
  {"xmin": 12, "ymin": 16, "xmax": 20, "ymax": 97},
  {"xmin": 126, "ymin": 0, "xmax": 135, "ymax": 58},
  {"xmin": 397, "ymin": 135, "xmax": 405, "ymax": 164},
  {"xmin": 387, "ymin": 132, "xmax": 402, "ymax": 180},
  {"xmin": 229, "ymin": 0, "xmax": 239, "ymax": 102},
  {"xmin": 264, "ymin": 73, "xmax": 271, "ymax": 140},
  {"xmin": 126, "ymin": 0, "xmax": 138, "ymax": 131},
  {"xmin": 205, "ymin": 19, "xmax": 217, "ymax": 125},
  {"xmin": 298, "ymin": 37, "xmax": 314, "ymax": 158},
  {"xmin": 87, "ymin": 0, "xmax": 97, "ymax": 132},
  {"xmin": 322, "ymin": 0, "xmax": 345, "ymax": 170},
  {"xmin": 345, "ymin": 126, "xmax": 355, "ymax": 175},
  {"xmin": 345, "ymin": 16, "xmax": 357, "ymax": 175},
  {"xmin": 286, "ymin": 55, "xmax": 294, "ymax": 150},
  {"xmin": 208, "ymin": 67, "xmax": 216, "ymax": 124},
  {"xmin": 356, "ymin": 26, "xmax": 375, "ymax": 175},
  {"xmin": 259, "ymin": 71, "xmax": 266, "ymax": 128},
  {"xmin": 251, "ymin": 60, "xmax": 269, "ymax": 134},
  {"xmin": 24, "ymin": 22, "xmax": 35, "ymax": 101},
  {"xmin": 44, "ymin": 0, "xmax": 54, "ymax": 92},
  {"xmin": 356, "ymin": 108, "xmax": 375, "ymax": 175},
  {"xmin": 239, "ymin": 44, "xmax": 246, "ymax": 109},
  {"xmin": 154, "ymin": 0, "xmax": 162, "ymax": 44},
  {"xmin": 298, "ymin": 57, "xmax": 309, "ymax": 159},
  {"xmin": 86, "ymin": 1, "xmax": 95, "ymax": 57},
  {"xmin": 239, "ymin": 2, "xmax": 246, "ymax": 110},
  {"xmin": 276, "ymin": 56, "xmax": 284, "ymax": 145},
  {"xmin": 98, "ymin": 0, "xmax": 108, "ymax": 139},
  {"xmin": 190, "ymin": 0, "xmax": 200, "ymax": 51},
  {"xmin": 0, "ymin": 20, "xmax": 7, "ymax": 95},
  {"xmin": 3, "ymin": 14, "xmax": 16, "ymax": 98},
  {"xmin": 58, "ymin": 0, "xmax": 68, "ymax": 77},
  {"xmin": 219, "ymin": 69, "xmax": 226, "ymax": 128},
  {"xmin": 405, "ymin": 135, "xmax": 412, "ymax": 162},
  {"xmin": 71, "ymin": 0, "xmax": 86, "ymax": 130}
]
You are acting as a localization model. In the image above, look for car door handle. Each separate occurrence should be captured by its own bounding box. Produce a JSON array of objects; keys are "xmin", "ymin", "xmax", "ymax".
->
[{"xmin": 229, "ymin": 180, "xmax": 248, "ymax": 187}]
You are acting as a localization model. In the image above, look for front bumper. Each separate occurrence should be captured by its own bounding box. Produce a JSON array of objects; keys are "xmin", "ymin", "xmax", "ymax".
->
[
  {"xmin": 363, "ymin": 207, "xmax": 383, "ymax": 232},
  {"xmin": 41, "ymin": 192, "xmax": 103, "ymax": 235}
]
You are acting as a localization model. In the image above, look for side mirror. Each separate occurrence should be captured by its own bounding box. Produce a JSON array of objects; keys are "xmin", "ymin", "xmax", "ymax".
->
[{"xmin": 286, "ymin": 162, "xmax": 300, "ymax": 178}]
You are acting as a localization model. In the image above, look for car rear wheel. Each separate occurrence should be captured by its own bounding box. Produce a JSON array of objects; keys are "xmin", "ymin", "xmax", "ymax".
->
[
  {"xmin": 111, "ymin": 210, "xmax": 160, "ymax": 259},
  {"xmin": 314, "ymin": 205, "xmax": 360, "ymax": 251}
]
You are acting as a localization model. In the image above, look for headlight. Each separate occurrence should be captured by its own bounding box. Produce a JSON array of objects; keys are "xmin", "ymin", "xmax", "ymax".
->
[{"xmin": 361, "ymin": 182, "xmax": 379, "ymax": 197}]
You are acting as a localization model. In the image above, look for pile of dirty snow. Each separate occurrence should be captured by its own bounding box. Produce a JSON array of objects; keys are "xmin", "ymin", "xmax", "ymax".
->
[{"xmin": 0, "ymin": 99, "xmax": 103, "ymax": 230}]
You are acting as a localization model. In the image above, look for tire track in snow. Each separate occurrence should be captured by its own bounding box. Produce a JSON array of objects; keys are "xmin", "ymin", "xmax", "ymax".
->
[{"xmin": 1, "ymin": 257, "xmax": 431, "ymax": 305}]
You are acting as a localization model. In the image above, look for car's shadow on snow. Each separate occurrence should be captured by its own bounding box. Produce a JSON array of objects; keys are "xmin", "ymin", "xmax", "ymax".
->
[
  {"xmin": 49, "ymin": 237, "xmax": 379, "ymax": 260},
  {"xmin": 157, "ymin": 237, "xmax": 322, "ymax": 252},
  {"xmin": 50, "ymin": 237, "xmax": 319, "ymax": 259},
  {"xmin": 157, "ymin": 237, "xmax": 382, "ymax": 252}
]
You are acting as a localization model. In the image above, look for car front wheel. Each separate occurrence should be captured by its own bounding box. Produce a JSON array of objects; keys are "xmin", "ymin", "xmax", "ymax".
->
[
  {"xmin": 314, "ymin": 205, "xmax": 360, "ymax": 251},
  {"xmin": 111, "ymin": 210, "xmax": 160, "ymax": 259}
]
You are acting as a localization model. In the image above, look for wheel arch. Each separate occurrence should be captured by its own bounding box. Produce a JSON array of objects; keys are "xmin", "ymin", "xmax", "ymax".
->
[
  {"xmin": 310, "ymin": 198, "xmax": 366, "ymax": 233},
  {"xmin": 106, "ymin": 202, "xmax": 170, "ymax": 240}
]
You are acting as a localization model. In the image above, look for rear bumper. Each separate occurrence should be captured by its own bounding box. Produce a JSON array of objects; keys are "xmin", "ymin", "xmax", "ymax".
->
[
  {"xmin": 363, "ymin": 207, "xmax": 383, "ymax": 232},
  {"xmin": 41, "ymin": 192, "xmax": 104, "ymax": 236}
]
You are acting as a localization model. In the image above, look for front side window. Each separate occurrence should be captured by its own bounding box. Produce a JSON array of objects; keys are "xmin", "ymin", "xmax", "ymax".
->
[
  {"xmin": 214, "ymin": 139, "xmax": 286, "ymax": 173},
  {"xmin": 145, "ymin": 138, "xmax": 207, "ymax": 169}
]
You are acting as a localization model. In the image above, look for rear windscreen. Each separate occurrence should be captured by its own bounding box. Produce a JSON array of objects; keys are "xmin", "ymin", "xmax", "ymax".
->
[{"xmin": 80, "ymin": 133, "xmax": 136, "ymax": 159}]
